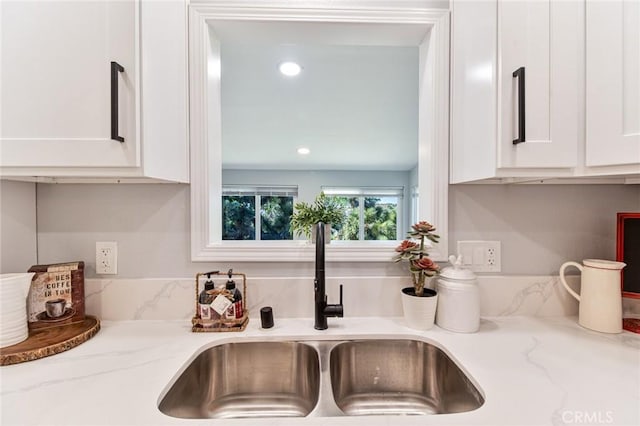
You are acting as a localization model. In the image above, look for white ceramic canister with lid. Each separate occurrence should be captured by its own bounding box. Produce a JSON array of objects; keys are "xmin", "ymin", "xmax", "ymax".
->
[{"xmin": 436, "ymin": 255, "xmax": 480, "ymax": 333}]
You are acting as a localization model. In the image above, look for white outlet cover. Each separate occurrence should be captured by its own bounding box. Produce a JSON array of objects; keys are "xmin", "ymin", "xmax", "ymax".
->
[
  {"xmin": 456, "ymin": 240, "xmax": 501, "ymax": 273},
  {"xmin": 96, "ymin": 241, "xmax": 118, "ymax": 275}
]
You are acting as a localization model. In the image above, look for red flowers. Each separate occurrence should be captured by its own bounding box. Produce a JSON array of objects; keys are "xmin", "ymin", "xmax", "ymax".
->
[
  {"xmin": 393, "ymin": 221, "xmax": 441, "ymax": 294},
  {"xmin": 411, "ymin": 221, "xmax": 436, "ymax": 233},
  {"xmin": 395, "ymin": 240, "xmax": 419, "ymax": 253},
  {"xmin": 412, "ymin": 257, "xmax": 440, "ymax": 273}
]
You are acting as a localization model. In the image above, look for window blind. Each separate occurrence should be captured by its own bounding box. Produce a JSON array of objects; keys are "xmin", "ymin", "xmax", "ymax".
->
[
  {"xmin": 222, "ymin": 185, "xmax": 298, "ymax": 197},
  {"xmin": 321, "ymin": 186, "xmax": 404, "ymax": 197}
]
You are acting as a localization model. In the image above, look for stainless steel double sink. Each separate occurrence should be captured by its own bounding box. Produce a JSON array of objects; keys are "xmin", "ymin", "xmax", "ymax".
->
[{"xmin": 158, "ymin": 338, "xmax": 484, "ymax": 419}]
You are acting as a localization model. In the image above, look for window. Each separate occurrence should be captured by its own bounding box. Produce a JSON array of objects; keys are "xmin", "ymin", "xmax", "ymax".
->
[
  {"xmin": 222, "ymin": 186, "xmax": 296, "ymax": 240},
  {"xmin": 323, "ymin": 187, "xmax": 403, "ymax": 241},
  {"xmin": 410, "ymin": 185, "xmax": 419, "ymax": 226},
  {"xmin": 222, "ymin": 195, "xmax": 256, "ymax": 240}
]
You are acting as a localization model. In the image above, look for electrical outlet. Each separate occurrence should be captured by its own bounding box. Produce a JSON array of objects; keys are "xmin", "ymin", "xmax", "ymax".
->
[
  {"xmin": 457, "ymin": 241, "xmax": 501, "ymax": 272},
  {"xmin": 96, "ymin": 242, "xmax": 118, "ymax": 275}
]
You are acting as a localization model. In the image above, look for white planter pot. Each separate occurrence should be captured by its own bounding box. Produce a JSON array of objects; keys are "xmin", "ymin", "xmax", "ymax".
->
[{"xmin": 401, "ymin": 287, "xmax": 438, "ymax": 330}]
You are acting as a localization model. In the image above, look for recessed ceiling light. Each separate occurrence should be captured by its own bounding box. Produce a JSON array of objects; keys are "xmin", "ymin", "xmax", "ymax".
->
[
  {"xmin": 297, "ymin": 147, "xmax": 310, "ymax": 155},
  {"xmin": 279, "ymin": 62, "xmax": 302, "ymax": 77}
]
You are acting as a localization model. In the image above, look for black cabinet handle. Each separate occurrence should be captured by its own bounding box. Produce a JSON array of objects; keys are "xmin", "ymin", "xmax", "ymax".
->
[
  {"xmin": 111, "ymin": 61, "xmax": 125, "ymax": 143},
  {"xmin": 512, "ymin": 66, "xmax": 525, "ymax": 145}
]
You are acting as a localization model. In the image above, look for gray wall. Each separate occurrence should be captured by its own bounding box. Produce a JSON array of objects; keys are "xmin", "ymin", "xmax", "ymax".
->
[
  {"xmin": 449, "ymin": 184, "xmax": 640, "ymax": 274},
  {"xmin": 34, "ymin": 183, "xmax": 640, "ymax": 278},
  {"xmin": 0, "ymin": 180, "xmax": 37, "ymax": 273}
]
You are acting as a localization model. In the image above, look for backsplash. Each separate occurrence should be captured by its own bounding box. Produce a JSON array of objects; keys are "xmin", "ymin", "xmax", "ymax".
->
[
  {"xmin": 33, "ymin": 183, "xmax": 640, "ymax": 277},
  {"xmin": 3, "ymin": 181, "xmax": 638, "ymax": 322},
  {"xmin": 84, "ymin": 275, "xmax": 581, "ymax": 321}
]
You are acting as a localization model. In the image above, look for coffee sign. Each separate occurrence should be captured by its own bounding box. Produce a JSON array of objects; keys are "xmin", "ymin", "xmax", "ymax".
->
[{"xmin": 28, "ymin": 262, "xmax": 85, "ymax": 330}]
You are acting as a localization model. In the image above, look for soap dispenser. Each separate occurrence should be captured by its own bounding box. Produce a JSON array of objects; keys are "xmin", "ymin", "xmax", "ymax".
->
[
  {"xmin": 436, "ymin": 255, "xmax": 480, "ymax": 333},
  {"xmin": 224, "ymin": 269, "xmax": 243, "ymax": 320},
  {"xmin": 198, "ymin": 272, "xmax": 216, "ymax": 321}
]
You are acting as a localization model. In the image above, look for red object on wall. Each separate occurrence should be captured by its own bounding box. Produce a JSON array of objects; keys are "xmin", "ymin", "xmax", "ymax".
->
[
  {"xmin": 617, "ymin": 213, "xmax": 640, "ymax": 300},
  {"xmin": 618, "ymin": 213, "xmax": 640, "ymax": 334},
  {"xmin": 623, "ymin": 318, "xmax": 640, "ymax": 333}
]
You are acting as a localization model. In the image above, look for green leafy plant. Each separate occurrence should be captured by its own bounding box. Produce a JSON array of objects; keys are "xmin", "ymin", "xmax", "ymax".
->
[
  {"xmin": 393, "ymin": 221, "xmax": 440, "ymax": 296},
  {"xmin": 290, "ymin": 192, "xmax": 347, "ymax": 239}
]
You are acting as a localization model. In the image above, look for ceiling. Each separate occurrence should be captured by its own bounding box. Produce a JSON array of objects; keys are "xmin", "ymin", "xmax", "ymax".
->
[{"xmin": 214, "ymin": 21, "xmax": 426, "ymax": 171}]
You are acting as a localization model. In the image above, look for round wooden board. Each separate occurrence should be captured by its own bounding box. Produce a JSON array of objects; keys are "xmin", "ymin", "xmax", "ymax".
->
[{"xmin": 0, "ymin": 316, "xmax": 100, "ymax": 366}]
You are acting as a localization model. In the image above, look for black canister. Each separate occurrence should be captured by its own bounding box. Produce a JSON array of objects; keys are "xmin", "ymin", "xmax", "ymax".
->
[{"xmin": 260, "ymin": 306, "xmax": 274, "ymax": 329}]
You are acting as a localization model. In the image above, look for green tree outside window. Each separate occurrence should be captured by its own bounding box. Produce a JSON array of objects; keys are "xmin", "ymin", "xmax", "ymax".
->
[
  {"xmin": 222, "ymin": 196, "xmax": 255, "ymax": 240},
  {"xmin": 261, "ymin": 196, "xmax": 293, "ymax": 240}
]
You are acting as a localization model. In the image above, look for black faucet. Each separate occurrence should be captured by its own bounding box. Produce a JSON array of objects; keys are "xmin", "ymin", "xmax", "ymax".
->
[{"xmin": 314, "ymin": 222, "xmax": 344, "ymax": 330}]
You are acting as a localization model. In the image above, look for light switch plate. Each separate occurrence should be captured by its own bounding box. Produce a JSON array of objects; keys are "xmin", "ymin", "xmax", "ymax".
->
[{"xmin": 457, "ymin": 240, "xmax": 501, "ymax": 272}]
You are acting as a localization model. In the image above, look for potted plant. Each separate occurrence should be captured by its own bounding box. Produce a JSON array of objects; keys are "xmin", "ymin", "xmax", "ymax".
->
[
  {"xmin": 393, "ymin": 221, "xmax": 441, "ymax": 330},
  {"xmin": 290, "ymin": 192, "xmax": 346, "ymax": 242}
]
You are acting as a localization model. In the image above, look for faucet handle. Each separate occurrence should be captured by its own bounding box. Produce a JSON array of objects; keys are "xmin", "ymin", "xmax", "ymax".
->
[{"xmin": 323, "ymin": 284, "xmax": 344, "ymax": 318}]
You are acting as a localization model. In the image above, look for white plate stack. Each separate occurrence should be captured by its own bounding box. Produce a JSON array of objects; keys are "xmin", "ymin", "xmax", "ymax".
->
[{"xmin": 0, "ymin": 273, "xmax": 34, "ymax": 348}]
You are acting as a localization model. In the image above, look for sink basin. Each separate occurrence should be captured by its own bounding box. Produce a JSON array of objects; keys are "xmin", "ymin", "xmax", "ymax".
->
[
  {"xmin": 329, "ymin": 339, "xmax": 484, "ymax": 416},
  {"xmin": 158, "ymin": 341, "xmax": 320, "ymax": 419},
  {"xmin": 159, "ymin": 337, "xmax": 483, "ymax": 419}
]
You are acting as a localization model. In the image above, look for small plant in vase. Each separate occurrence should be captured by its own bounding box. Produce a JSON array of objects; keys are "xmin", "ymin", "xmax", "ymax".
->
[
  {"xmin": 393, "ymin": 221, "xmax": 441, "ymax": 330},
  {"xmin": 290, "ymin": 192, "xmax": 346, "ymax": 241},
  {"xmin": 394, "ymin": 221, "xmax": 441, "ymax": 295}
]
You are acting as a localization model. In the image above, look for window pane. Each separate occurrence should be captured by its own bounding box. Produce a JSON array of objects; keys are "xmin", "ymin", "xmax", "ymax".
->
[
  {"xmin": 260, "ymin": 196, "xmax": 293, "ymax": 240},
  {"xmin": 364, "ymin": 196, "xmax": 397, "ymax": 240},
  {"xmin": 222, "ymin": 196, "xmax": 255, "ymax": 240},
  {"xmin": 332, "ymin": 196, "xmax": 359, "ymax": 241}
]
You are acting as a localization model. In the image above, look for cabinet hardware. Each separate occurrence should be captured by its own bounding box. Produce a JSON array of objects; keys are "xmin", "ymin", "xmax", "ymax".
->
[
  {"xmin": 110, "ymin": 61, "xmax": 125, "ymax": 143},
  {"xmin": 512, "ymin": 66, "xmax": 525, "ymax": 144}
]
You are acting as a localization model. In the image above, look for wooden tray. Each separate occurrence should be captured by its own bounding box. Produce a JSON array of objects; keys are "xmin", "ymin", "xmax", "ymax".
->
[{"xmin": 0, "ymin": 316, "xmax": 100, "ymax": 366}]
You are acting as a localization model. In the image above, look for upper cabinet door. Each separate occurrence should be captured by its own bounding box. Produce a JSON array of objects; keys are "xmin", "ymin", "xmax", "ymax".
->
[
  {"xmin": 498, "ymin": 0, "xmax": 581, "ymax": 169},
  {"xmin": 0, "ymin": 0, "xmax": 137, "ymax": 168},
  {"xmin": 586, "ymin": 0, "xmax": 640, "ymax": 167}
]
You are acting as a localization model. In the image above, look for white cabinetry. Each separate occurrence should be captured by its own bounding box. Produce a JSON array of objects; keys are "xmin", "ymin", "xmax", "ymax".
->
[
  {"xmin": 451, "ymin": 0, "xmax": 583, "ymax": 183},
  {"xmin": 585, "ymin": 0, "xmax": 640, "ymax": 170},
  {"xmin": 497, "ymin": 0, "xmax": 581, "ymax": 170},
  {"xmin": 451, "ymin": 0, "xmax": 640, "ymax": 183},
  {"xmin": 0, "ymin": 0, "xmax": 189, "ymax": 182},
  {"xmin": 1, "ymin": 0, "xmax": 136, "ymax": 168}
]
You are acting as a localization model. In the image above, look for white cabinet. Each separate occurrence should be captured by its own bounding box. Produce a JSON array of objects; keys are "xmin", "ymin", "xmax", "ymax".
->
[
  {"xmin": 585, "ymin": 0, "xmax": 640, "ymax": 169},
  {"xmin": 451, "ymin": 0, "xmax": 583, "ymax": 183},
  {"xmin": 137, "ymin": 0, "xmax": 189, "ymax": 183},
  {"xmin": 497, "ymin": 0, "xmax": 581, "ymax": 169},
  {"xmin": 451, "ymin": 0, "xmax": 639, "ymax": 183},
  {"xmin": 0, "ymin": 0, "xmax": 189, "ymax": 182},
  {"xmin": 1, "ymin": 1, "xmax": 137, "ymax": 168}
]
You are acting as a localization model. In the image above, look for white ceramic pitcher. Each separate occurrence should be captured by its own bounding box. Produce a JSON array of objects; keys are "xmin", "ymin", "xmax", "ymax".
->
[
  {"xmin": 0, "ymin": 273, "xmax": 35, "ymax": 348},
  {"xmin": 559, "ymin": 259, "xmax": 625, "ymax": 334}
]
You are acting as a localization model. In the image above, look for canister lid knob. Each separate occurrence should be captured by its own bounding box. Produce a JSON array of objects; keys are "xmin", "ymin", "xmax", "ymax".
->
[{"xmin": 439, "ymin": 254, "xmax": 476, "ymax": 281}]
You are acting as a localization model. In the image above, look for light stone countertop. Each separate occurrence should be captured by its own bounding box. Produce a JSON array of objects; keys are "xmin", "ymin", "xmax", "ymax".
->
[{"xmin": 1, "ymin": 316, "xmax": 638, "ymax": 426}]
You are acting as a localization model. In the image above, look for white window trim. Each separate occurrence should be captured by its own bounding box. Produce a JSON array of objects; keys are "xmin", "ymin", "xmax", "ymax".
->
[{"xmin": 189, "ymin": 1, "xmax": 450, "ymax": 262}]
